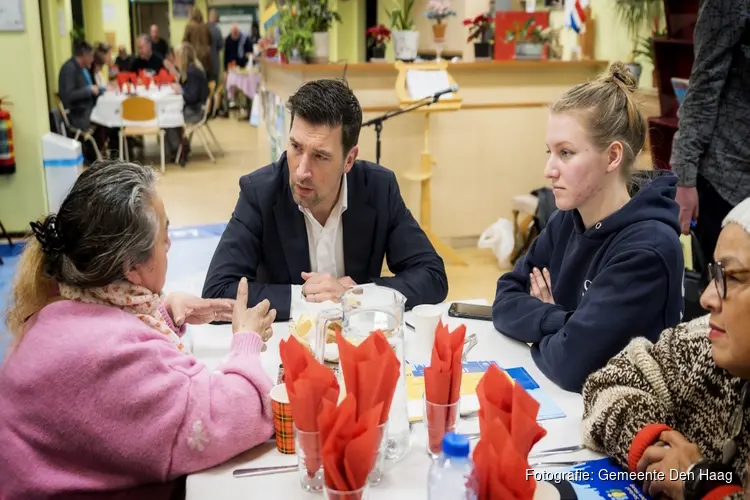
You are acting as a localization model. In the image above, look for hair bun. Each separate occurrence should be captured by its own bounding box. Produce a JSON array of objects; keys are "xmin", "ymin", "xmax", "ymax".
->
[
  {"xmin": 30, "ymin": 214, "xmax": 65, "ymax": 257},
  {"xmin": 605, "ymin": 61, "xmax": 638, "ymax": 93}
]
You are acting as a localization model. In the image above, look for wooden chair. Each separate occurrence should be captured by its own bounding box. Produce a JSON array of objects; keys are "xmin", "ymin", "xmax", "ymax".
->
[
  {"xmin": 176, "ymin": 87, "xmax": 217, "ymax": 164},
  {"xmin": 509, "ymin": 194, "xmax": 539, "ymax": 265},
  {"xmin": 119, "ymin": 96, "xmax": 165, "ymax": 173},
  {"xmin": 54, "ymin": 93, "xmax": 102, "ymax": 161},
  {"xmin": 203, "ymin": 83, "xmax": 225, "ymax": 156}
]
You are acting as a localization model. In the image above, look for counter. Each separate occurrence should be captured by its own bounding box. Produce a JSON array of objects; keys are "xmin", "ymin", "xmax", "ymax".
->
[{"xmin": 256, "ymin": 59, "xmax": 609, "ymax": 242}]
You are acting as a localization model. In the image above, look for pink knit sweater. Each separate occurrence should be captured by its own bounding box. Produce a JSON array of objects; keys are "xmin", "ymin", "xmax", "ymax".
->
[{"xmin": 0, "ymin": 300, "xmax": 275, "ymax": 499}]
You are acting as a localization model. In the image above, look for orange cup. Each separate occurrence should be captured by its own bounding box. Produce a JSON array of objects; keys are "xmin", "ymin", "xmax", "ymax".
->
[{"xmin": 270, "ymin": 383, "xmax": 295, "ymax": 454}]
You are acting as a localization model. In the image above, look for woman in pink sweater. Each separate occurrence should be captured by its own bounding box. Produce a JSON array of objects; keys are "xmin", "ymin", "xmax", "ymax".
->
[{"xmin": 0, "ymin": 161, "xmax": 277, "ymax": 499}]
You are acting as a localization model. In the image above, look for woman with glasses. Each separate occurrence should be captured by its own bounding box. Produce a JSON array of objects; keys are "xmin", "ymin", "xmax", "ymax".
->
[{"xmin": 581, "ymin": 197, "xmax": 750, "ymax": 500}]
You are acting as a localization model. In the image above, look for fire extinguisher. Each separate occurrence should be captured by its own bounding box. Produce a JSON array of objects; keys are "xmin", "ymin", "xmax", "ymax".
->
[{"xmin": 0, "ymin": 96, "xmax": 16, "ymax": 176}]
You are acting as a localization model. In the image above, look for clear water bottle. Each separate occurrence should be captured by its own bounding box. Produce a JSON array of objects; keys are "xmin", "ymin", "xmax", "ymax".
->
[{"xmin": 428, "ymin": 432, "xmax": 478, "ymax": 500}]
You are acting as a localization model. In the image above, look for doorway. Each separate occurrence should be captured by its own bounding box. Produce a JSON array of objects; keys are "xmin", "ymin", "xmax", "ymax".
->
[
  {"xmin": 131, "ymin": 1, "xmax": 170, "ymax": 48},
  {"xmin": 365, "ymin": 0, "xmax": 378, "ymax": 61}
]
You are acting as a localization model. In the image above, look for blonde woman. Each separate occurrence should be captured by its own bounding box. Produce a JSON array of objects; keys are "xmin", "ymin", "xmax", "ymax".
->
[{"xmin": 167, "ymin": 42, "xmax": 208, "ymax": 165}]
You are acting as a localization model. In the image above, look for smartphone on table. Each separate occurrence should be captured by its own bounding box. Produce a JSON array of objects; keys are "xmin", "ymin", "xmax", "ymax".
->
[{"xmin": 447, "ymin": 302, "xmax": 492, "ymax": 321}]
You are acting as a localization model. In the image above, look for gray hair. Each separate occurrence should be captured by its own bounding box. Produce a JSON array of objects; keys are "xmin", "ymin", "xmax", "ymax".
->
[
  {"xmin": 41, "ymin": 160, "xmax": 160, "ymax": 287},
  {"xmin": 137, "ymin": 34, "xmax": 152, "ymax": 47}
]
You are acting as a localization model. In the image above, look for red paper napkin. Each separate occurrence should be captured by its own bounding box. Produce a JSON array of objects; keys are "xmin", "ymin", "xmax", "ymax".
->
[
  {"xmin": 423, "ymin": 321, "xmax": 466, "ymax": 452},
  {"xmin": 279, "ymin": 335, "xmax": 340, "ymax": 475},
  {"xmin": 473, "ymin": 364, "xmax": 547, "ymax": 500},
  {"xmin": 336, "ymin": 329, "xmax": 399, "ymax": 425},
  {"xmin": 318, "ymin": 395, "xmax": 383, "ymax": 496}
]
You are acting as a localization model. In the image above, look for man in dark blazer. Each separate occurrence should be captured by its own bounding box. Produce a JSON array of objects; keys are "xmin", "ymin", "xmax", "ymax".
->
[
  {"xmin": 58, "ymin": 40, "xmax": 98, "ymax": 132},
  {"xmin": 202, "ymin": 79, "xmax": 448, "ymax": 321}
]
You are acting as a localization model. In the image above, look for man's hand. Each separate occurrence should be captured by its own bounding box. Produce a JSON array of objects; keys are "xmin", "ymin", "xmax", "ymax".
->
[
  {"xmin": 529, "ymin": 267, "xmax": 554, "ymax": 304},
  {"xmin": 164, "ymin": 292, "xmax": 234, "ymax": 326},
  {"xmin": 637, "ymin": 431, "xmax": 703, "ymax": 499},
  {"xmin": 91, "ymin": 85, "xmax": 100, "ymax": 96},
  {"xmin": 676, "ymin": 186, "xmax": 699, "ymax": 235},
  {"xmin": 301, "ymin": 272, "xmax": 348, "ymax": 303}
]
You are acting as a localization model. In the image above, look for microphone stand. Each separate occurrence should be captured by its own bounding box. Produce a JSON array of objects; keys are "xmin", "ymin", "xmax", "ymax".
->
[{"xmin": 362, "ymin": 94, "xmax": 441, "ymax": 166}]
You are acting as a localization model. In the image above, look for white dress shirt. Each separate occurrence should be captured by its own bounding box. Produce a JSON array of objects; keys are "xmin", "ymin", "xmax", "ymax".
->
[{"xmin": 290, "ymin": 177, "xmax": 348, "ymax": 316}]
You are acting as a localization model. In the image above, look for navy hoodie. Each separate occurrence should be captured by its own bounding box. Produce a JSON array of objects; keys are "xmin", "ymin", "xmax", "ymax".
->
[{"xmin": 492, "ymin": 172, "xmax": 684, "ymax": 392}]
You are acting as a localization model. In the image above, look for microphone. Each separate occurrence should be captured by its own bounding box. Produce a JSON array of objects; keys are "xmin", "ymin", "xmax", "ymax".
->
[{"xmin": 431, "ymin": 84, "xmax": 458, "ymax": 101}]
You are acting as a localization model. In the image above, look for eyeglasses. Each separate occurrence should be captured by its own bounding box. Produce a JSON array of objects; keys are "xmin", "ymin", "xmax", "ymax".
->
[{"xmin": 707, "ymin": 262, "xmax": 750, "ymax": 300}]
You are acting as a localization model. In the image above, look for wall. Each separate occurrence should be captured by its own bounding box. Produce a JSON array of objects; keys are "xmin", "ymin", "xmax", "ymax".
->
[
  {"xmin": 103, "ymin": 0, "xmax": 133, "ymax": 51},
  {"xmin": 0, "ymin": 0, "xmax": 51, "ymax": 232},
  {"xmin": 82, "ymin": 0, "xmax": 105, "ymax": 44},
  {"xmin": 40, "ymin": 0, "xmax": 75, "ymax": 106},
  {"xmin": 329, "ymin": 0, "xmax": 366, "ymax": 63},
  {"xmin": 169, "ymin": 0, "xmax": 208, "ymax": 47}
]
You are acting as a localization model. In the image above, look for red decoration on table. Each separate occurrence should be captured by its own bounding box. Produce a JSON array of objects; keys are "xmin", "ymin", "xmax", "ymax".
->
[
  {"xmin": 472, "ymin": 364, "xmax": 547, "ymax": 500},
  {"xmin": 279, "ymin": 335, "xmax": 340, "ymax": 477},
  {"xmin": 423, "ymin": 320, "xmax": 466, "ymax": 454}
]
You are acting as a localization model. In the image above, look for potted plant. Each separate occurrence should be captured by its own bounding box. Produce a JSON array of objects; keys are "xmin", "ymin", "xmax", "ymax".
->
[
  {"xmin": 633, "ymin": 26, "xmax": 667, "ymax": 87},
  {"xmin": 463, "ymin": 13, "xmax": 494, "ymax": 60},
  {"xmin": 366, "ymin": 24, "xmax": 392, "ymax": 60},
  {"xmin": 505, "ymin": 18, "xmax": 549, "ymax": 60},
  {"xmin": 425, "ymin": 0, "xmax": 456, "ymax": 45},
  {"xmin": 277, "ymin": 7, "xmax": 314, "ymax": 63},
  {"xmin": 386, "ymin": 0, "xmax": 418, "ymax": 61},
  {"xmin": 303, "ymin": 0, "xmax": 342, "ymax": 63},
  {"xmin": 614, "ymin": 0, "xmax": 664, "ymax": 85}
]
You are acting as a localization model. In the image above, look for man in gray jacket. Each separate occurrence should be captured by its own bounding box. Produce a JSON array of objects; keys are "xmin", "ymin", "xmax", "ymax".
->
[
  {"xmin": 671, "ymin": 0, "xmax": 750, "ymax": 260},
  {"xmin": 207, "ymin": 9, "xmax": 223, "ymax": 83},
  {"xmin": 58, "ymin": 40, "xmax": 98, "ymax": 132}
]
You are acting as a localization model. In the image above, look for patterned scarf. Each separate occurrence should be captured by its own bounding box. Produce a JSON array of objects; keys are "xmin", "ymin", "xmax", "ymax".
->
[{"xmin": 58, "ymin": 282, "xmax": 187, "ymax": 352}]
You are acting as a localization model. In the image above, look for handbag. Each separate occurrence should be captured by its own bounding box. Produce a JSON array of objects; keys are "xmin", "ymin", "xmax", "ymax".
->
[{"xmin": 683, "ymin": 231, "xmax": 710, "ymax": 322}]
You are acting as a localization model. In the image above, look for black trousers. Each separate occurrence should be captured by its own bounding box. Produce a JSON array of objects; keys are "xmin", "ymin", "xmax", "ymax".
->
[{"xmin": 694, "ymin": 175, "xmax": 734, "ymax": 265}]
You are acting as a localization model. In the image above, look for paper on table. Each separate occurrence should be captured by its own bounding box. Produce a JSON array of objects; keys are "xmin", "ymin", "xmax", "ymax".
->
[{"xmin": 406, "ymin": 70, "xmax": 453, "ymax": 102}]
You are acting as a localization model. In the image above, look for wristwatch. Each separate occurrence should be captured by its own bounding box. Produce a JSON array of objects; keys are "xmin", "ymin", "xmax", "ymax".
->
[{"xmin": 683, "ymin": 460, "xmax": 740, "ymax": 500}]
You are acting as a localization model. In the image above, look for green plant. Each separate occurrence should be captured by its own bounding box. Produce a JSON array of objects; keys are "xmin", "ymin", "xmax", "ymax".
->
[
  {"xmin": 505, "ymin": 18, "xmax": 549, "ymax": 43},
  {"xmin": 632, "ymin": 28, "xmax": 667, "ymax": 64},
  {"xmin": 302, "ymin": 0, "xmax": 342, "ymax": 32},
  {"xmin": 613, "ymin": 0, "xmax": 663, "ymax": 54},
  {"xmin": 386, "ymin": 0, "xmax": 416, "ymax": 31},
  {"xmin": 70, "ymin": 24, "xmax": 85, "ymax": 42},
  {"xmin": 277, "ymin": 7, "xmax": 315, "ymax": 60}
]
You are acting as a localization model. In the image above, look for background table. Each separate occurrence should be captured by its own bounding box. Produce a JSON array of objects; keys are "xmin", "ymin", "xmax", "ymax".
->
[
  {"xmin": 90, "ymin": 89, "xmax": 185, "ymax": 129},
  {"xmin": 184, "ymin": 299, "xmax": 600, "ymax": 499},
  {"xmin": 226, "ymin": 69, "xmax": 260, "ymax": 101}
]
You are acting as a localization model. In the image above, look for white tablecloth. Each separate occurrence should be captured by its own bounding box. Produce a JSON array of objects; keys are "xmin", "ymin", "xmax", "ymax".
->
[
  {"xmin": 185, "ymin": 299, "xmax": 600, "ymax": 499},
  {"xmin": 90, "ymin": 90, "xmax": 185, "ymax": 129}
]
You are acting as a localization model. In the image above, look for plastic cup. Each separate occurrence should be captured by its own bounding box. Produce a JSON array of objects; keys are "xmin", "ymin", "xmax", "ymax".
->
[{"xmin": 269, "ymin": 384, "xmax": 295, "ymax": 454}]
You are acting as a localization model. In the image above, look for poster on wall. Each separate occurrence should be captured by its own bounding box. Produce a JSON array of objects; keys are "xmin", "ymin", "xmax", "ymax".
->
[
  {"xmin": 172, "ymin": 0, "xmax": 195, "ymax": 19},
  {"xmin": 0, "ymin": 0, "xmax": 25, "ymax": 32}
]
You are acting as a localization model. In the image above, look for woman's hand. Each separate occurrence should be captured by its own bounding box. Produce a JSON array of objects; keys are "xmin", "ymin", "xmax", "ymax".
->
[
  {"xmin": 233, "ymin": 278, "xmax": 276, "ymax": 349},
  {"xmin": 164, "ymin": 292, "xmax": 234, "ymax": 326},
  {"xmin": 637, "ymin": 431, "xmax": 703, "ymax": 499},
  {"xmin": 529, "ymin": 267, "xmax": 554, "ymax": 304}
]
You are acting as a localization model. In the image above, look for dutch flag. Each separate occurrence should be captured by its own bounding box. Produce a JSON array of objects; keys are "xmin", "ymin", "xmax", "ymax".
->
[{"xmin": 565, "ymin": 0, "xmax": 590, "ymax": 34}]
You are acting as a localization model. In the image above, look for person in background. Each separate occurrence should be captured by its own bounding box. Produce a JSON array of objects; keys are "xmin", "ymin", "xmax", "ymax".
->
[
  {"xmin": 249, "ymin": 21, "xmax": 260, "ymax": 50},
  {"xmin": 224, "ymin": 24, "xmax": 252, "ymax": 70},
  {"xmin": 166, "ymin": 42, "xmax": 209, "ymax": 166},
  {"xmin": 131, "ymin": 34, "xmax": 164, "ymax": 74},
  {"xmin": 0, "ymin": 161, "xmax": 276, "ymax": 499},
  {"xmin": 207, "ymin": 8, "xmax": 223, "ymax": 84},
  {"xmin": 114, "ymin": 45, "xmax": 132, "ymax": 72},
  {"xmin": 182, "ymin": 7, "xmax": 214, "ymax": 82},
  {"xmin": 492, "ymin": 62, "xmax": 684, "ymax": 393},
  {"xmin": 58, "ymin": 40, "xmax": 99, "ymax": 163},
  {"xmin": 89, "ymin": 43, "xmax": 109, "ymax": 90},
  {"xmin": 671, "ymin": 0, "xmax": 750, "ymax": 263},
  {"xmin": 581, "ymin": 197, "xmax": 750, "ymax": 500},
  {"xmin": 202, "ymin": 79, "xmax": 448, "ymax": 321},
  {"xmin": 149, "ymin": 24, "xmax": 169, "ymax": 59}
]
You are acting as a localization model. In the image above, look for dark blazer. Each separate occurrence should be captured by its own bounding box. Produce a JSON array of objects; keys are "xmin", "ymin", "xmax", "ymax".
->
[
  {"xmin": 58, "ymin": 57, "xmax": 94, "ymax": 131},
  {"xmin": 181, "ymin": 64, "xmax": 208, "ymax": 117},
  {"xmin": 202, "ymin": 153, "xmax": 448, "ymax": 321}
]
